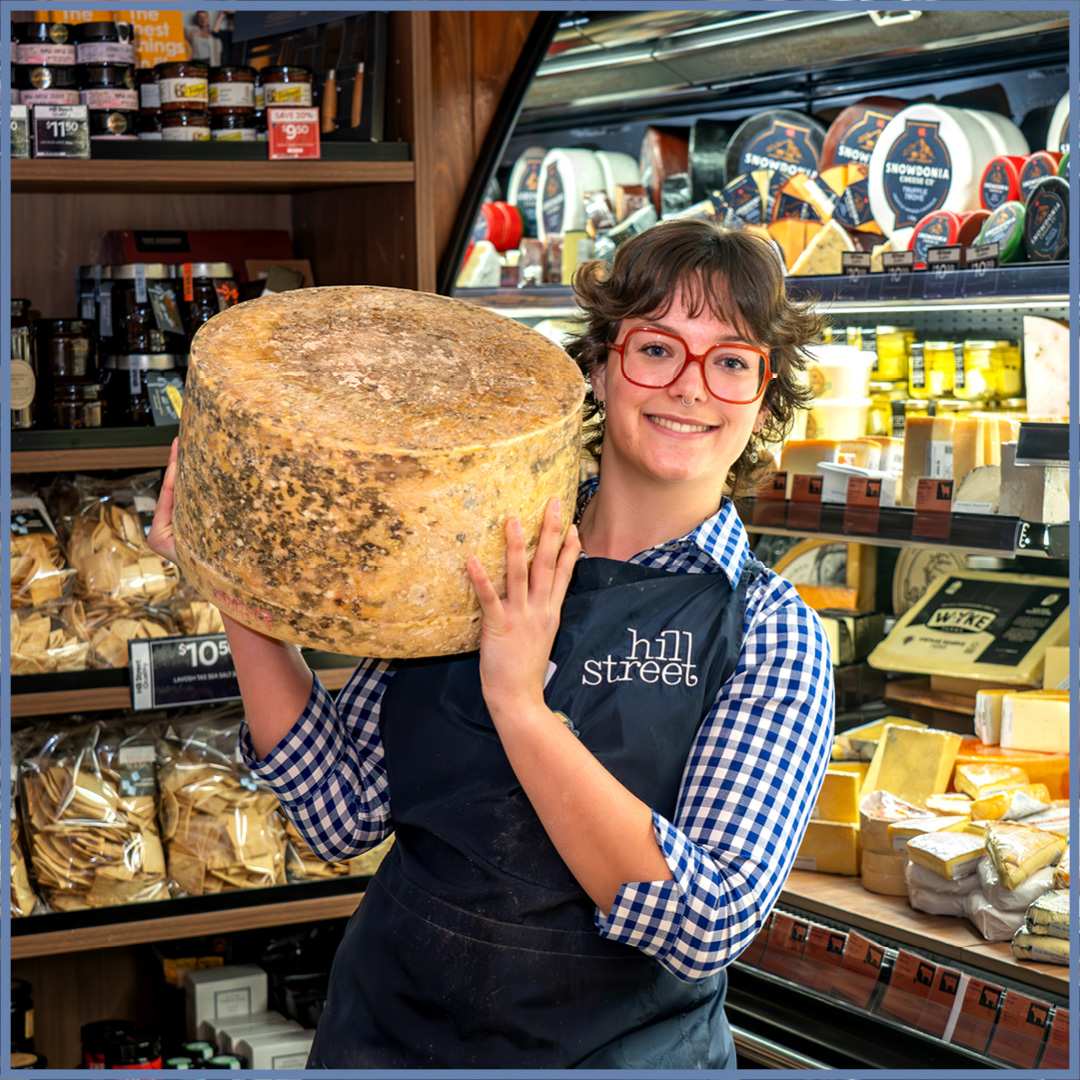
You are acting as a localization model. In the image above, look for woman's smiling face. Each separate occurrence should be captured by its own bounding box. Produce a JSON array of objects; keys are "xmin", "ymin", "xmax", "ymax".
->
[{"xmin": 590, "ymin": 284, "xmax": 769, "ymax": 493}]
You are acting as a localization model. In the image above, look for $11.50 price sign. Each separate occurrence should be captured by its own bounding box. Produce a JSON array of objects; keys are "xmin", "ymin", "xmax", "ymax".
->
[
  {"xmin": 268, "ymin": 106, "xmax": 321, "ymax": 160},
  {"xmin": 129, "ymin": 634, "xmax": 241, "ymax": 710}
]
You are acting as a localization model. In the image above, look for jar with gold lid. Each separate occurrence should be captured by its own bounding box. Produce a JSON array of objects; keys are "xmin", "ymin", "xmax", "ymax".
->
[
  {"xmin": 871, "ymin": 325, "xmax": 914, "ymax": 382},
  {"xmin": 262, "ymin": 65, "xmax": 313, "ymax": 107}
]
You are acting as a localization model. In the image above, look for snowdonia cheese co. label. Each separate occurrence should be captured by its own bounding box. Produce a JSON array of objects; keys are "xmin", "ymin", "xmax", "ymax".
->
[
  {"xmin": 1023, "ymin": 178, "xmax": 1068, "ymax": 261},
  {"xmin": 738, "ymin": 119, "xmax": 822, "ymax": 179},
  {"xmin": 869, "ymin": 572, "xmax": 1069, "ymax": 680},
  {"xmin": 718, "ymin": 174, "xmax": 765, "ymax": 223},
  {"xmin": 832, "ymin": 108, "xmax": 896, "ymax": 166},
  {"xmin": 981, "ymin": 158, "xmax": 1019, "ymax": 210},
  {"xmin": 832, "ymin": 175, "xmax": 875, "ymax": 230},
  {"xmin": 541, "ymin": 162, "xmax": 566, "ymax": 237},
  {"xmin": 511, "ymin": 158, "xmax": 543, "ymax": 237},
  {"xmin": 882, "ymin": 120, "xmax": 953, "ymax": 229}
]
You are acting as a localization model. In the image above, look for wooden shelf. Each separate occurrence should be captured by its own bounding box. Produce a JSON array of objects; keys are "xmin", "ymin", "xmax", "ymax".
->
[
  {"xmin": 11, "ymin": 157, "xmax": 415, "ymax": 195},
  {"xmin": 781, "ymin": 870, "xmax": 1069, "ymax": 1000},
  {"xmin": 10, "ymin": 889, "xmax": 364, "ymax": 960},
  {"xmin": 10, "ymin": 664, "xmax": 355, "ymax": 718},
  {"xmin": 11, "ymin": 443, "xmax": 174, "ymax": 474}
]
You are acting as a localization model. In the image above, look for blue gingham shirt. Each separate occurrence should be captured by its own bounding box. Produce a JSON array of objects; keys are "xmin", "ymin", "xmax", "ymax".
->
[{"xmin": 241, "ymin": 478, "xmax": 835, "ymax": 982}]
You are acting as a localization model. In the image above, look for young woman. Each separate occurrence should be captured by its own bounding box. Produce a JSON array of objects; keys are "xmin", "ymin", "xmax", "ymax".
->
[{"xmin": 148, "ymin": 218, "xmax": 834, "ymax": 1069}]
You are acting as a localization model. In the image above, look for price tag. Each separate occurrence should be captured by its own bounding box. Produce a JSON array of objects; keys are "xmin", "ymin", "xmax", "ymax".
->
[
  {"xmin": 965, "ymin": 241, "xmax": 1000, "ymax": 272},
  {"xmin": 924, "ymin": 246, "xmax": 961, "ymax": 299},
  {"xmin": 918, "ymin": 965, "xmax": 962, "ymax": 1039},
  {"xmin": 842, "ymin": 475, "xmax": 882, "ymax": 535},
  {"xmin": 145, "ymin": 371, "xmax": 184, "ymax": 425},
  {"xmin": 1039, "ymin": 1006, "xmax": 1069, "ymax": 1070},
  {"xmin": 32, "ymin": 104, "xmax": 90, "ymax": 158},
  {"xmin": 876, "ymin": 950, "xmax": 936, "ymax": 1027},
  {"xmin": 912, "ymin": 476, "xmax": 953, "ymax": 540},
  {"xmin": 758, "ymin": 912, "xmax": 809, "ymax": 981},
  {"xmin": 268, "ymin": 106, "xmax": 321, "ymax": 160},
  {"xmin": 787, "ymin": 473, "xmax": 822, "ymax": 532},
  {"xmin": 949, "ymin": 976, "xmax": 1004, "ymax": 1056},
  {"xmin": 758, "ymin": 471, "xmax": 787, "ymax": 500},
  {"xmin": 790, "ymin": 474, "xmax": 823, "ymax": 504},
  {"xmin": 129, "ymin": 634, "xmax": 241, "ymax": 711},
  {"xmin": 840, "ymin": 251, "xmax": 871, "ymax": 276},
  {"xmin": 831, "ymin": 931, "xmax": 886, "ymax": 1009},
  {"xmin": 750, "ymin": 472, "xmax": 787, "ymax": 527},
  {"xmin": 880, "ymin": 251, "xmax": 915, "ymax": 299},
  {"xmin": 927, "ymin": 244, "xmax": 963, "ymax": 270},
  {"xmin": 797, "ymin": 924, "xmax": 847, "ymax": 995},
  {"xmin": 987, "ymin": 991, "xmax": 1052, "ymax": 1069}
]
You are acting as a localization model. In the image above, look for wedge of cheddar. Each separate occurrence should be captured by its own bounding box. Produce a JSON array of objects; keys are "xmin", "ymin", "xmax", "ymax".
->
[
  {"xmin": 905, "ymin": 831, "xmax": 987, "ymax": 880},
  {"xmin": 985, "ymin": 822, "xmax": 1067, "ymax": 889},
  {"xmin": 859, "ymin": 790, "xmax": 927, "ymax": 853},
  {"xmin": 827, "ymin": 760, "xmax": 870, "ymax": 787},
  {"xmin": 954, "ymin": 739, "xmax": 1070, "ymax": 801},
  {"xmin": 812, "ymin": 770, "xmax": 861, "ymax": 824},
  {"xmin": 781, "ymin": 438, "xmax": 841, "ymax": 499},
  {"xmin": 833, "ymin": 717, "xmax": 926, "ymax": 763},
  {"xmin": 1000, "ymin": 690, "xmax": 1070, "ymax": 753},
  {"xmin": 970, "ymin": 784, "xmax": 1051, "ymax": 822},
  {"xmin": 794, "ymin": 820, "xmax": 861, "ymax": 876},
  {"xmin": 953, "ymin": 762, "xmax": 1030, "ymax": 800},
  {"xmin": 1025, "ymin": 889, "xmax": 1069, "ymax": 938},
  {"xmin": 923, "ymin": 792, "xmax": 973, "ymax": 817},
  {"xmin": 862, "ymin": 724, "xmax": 962, "ymax": 808}
]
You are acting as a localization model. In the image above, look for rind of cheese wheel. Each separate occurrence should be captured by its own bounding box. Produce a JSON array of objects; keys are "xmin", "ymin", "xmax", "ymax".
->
[
  {"xmin": 858, "ymin": 789, "xmax": 926, "ymax": 853},
  {"xmin": 793, "ymin": 583, "xmax": 858, "ymax": 611},
  {"xmin": 174, "ymin": 286, "xmax": 584, "ymax": 657},
  {"xmin": 860, "ymin": 848, "xmax": 908, "ymax": 896},
  {"xmin": 954, "ymin": 761, "xmax": 1030, "ymax": 800},
  {"xmin": 954, "ymin": 738, "xmax": 1070, "ymax": 801},
  {"xmin": 985, "ymin": 821, "xmax": 1066, "ymax": 889},
  {"xmin": 789, "ymin": 219, "xmax": 856, "ymax": 277}
]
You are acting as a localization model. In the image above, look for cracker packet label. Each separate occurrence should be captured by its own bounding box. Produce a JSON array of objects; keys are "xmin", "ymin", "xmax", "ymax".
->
[{"xmin": 117, "ymin": 741, "xmax": 158, "ymax": 798}]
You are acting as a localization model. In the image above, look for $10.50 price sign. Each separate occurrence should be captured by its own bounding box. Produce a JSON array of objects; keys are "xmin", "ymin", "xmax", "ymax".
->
[
  {"xmin": 268, "ymin": 107, "xmax": 321, "ymax": 160},
  {"xmin": 129, "ymin": 634, "xmax": 241, "ymax": 710}
]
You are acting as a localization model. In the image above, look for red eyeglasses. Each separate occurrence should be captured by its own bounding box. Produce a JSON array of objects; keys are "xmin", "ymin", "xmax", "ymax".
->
[{"xmin": 607, "ymin": 327, "xmax": 774, "ymax": 404}]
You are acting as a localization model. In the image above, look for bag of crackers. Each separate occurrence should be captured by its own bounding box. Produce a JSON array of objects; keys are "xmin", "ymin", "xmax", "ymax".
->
[
  {"xmin": 10, "ymin": 746, "xmax": 46, "ymax": 917},
  {"xmin": 282, "ymin": 817, "xmax": 395, "ymax": 883},
  {"xmin": 15, "ymin": 719, "xmax": 170, "ymax": 912},
  {"xmin": 10, "ymin": 605, "xmax": 92, "ymax": 675},
  {"xmin": 11, "ymin": 494, "xmax": 77, "ymax": 610},
  {"xmin": 155, "ymin": 710, "xmax": 288, "ymax": 897}
]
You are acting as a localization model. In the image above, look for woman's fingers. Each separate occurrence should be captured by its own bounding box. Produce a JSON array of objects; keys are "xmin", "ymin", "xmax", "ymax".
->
[
  {"xmin": 551, "ymin": 524, "xmax": 581, "ymax": 607},
  {"xmin": 147, "ymin": 438, "xmax": 180, "ymax": 563}
]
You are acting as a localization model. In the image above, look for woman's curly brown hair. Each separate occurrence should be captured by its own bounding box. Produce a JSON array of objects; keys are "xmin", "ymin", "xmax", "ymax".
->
[{"xmin": 564, "ymin": 219, "xmax": 824, "ymax": 496}]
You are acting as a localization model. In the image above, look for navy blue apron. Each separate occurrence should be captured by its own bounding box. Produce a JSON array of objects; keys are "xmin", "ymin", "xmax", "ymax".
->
[{"xmin": 308, "ymin": 554, "xmax": 764, "ymax": 1069}]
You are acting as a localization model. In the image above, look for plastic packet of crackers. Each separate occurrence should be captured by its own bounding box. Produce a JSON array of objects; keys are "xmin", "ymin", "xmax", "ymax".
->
[
  {"xmin": 9, "ymin": 751, "xmax": 45, "ymax": 917},
  {"xmin": 10, "ymin": 605, "xmax": 92, "ymax": 674},
  {"xmin": 76, "ymin": 602, "xmax": 178, "ymax": 669},
  {"xmin": 15, "ymin": 719, "xmax": 170, "ymax": 912},
  {"xmin": 11, "ymin": 494, "xmax": 77, "ymax": 609},
  {"xmin": 155, "ymin": 711, "xmax": 287, "ymax": 897}
]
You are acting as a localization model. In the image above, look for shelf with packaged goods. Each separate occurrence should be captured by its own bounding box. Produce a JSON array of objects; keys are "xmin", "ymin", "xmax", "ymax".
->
[
  {"xmin": 735, "ymin": 499, "xmax": 1067, "ymax": 560},
  {"xmin": 9, "ymin": 876, "xmax": 366, "ymax": 960}
]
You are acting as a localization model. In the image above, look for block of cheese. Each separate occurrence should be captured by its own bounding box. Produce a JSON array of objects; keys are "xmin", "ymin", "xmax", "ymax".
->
[
  {"xmin": 1022, "ymin": 315, "xmax": 1069, "ymax": 419},
  {"xmin": 794, "ymin": 821, "xmax": 861, "ymax": 875},
  {"xmin": 970, "ymin": 784, "xmax": 1051, "ymax": 822},
  {"xmin": 954, "ymin": 463, "xmax": 1000, "ymax": 513},
  {"xmin": 173, "ymin": 286, "xmax": 584, "ymax": 657},
  {"xmin": 899, "ymin": 416, "xmax": 934, "ymax": 507},
  {"xmin": 951, "ymin": 416, "xmax": 983, "ymax": 486},
  {"xmin": 862, "ymin": 724, "xmax": 962, "ymax": 808},
  {"xmin": 812, "ymin": 770, "xmax": 861, "ymax": 824},
  {"xmin": 998, "ymin": 440, "xmax": 1070, "ymax": 524},
  {"xmin": 1042, "ymin": 645, "xmax": 1069, "ymax": 690},
  {"xmin": 833, "ymin": 716, "xmax": 926, "ymax": 763},
  {"xmin": 954, "ymin": 739, "xmax": 1070, "ymax": 801},
  {"xmin": 860, "ymin": 848, "xmax": 908, "ymax": 895},
  {"xmin": 1025, "ymin": 889, "xmax": 1069, "ymax": 938},
  {"xmin": 780, "ymin": 438, "xmax": 841, "ymax": 498},
  {"xmin": 986, "ymin": 822, "xmax": 1067, "ymax": 888},
  {"xmin": 974, "ymin": 688, "xmax": 1011, "ymax": 745},
  {"xmin": 887, "ymin": 815, "xmax": 970, "ymax": 853},
  {"xmin": 827, "ymin": 760, "xmax": 870, "ymax": 788},
  {"xmin": 1000, "ymin": 690, "xmax": 1070, "ymax": 753},
  {"xmin": 859, "ymin": 789, "xmax": 928, "ymax": 853},
  {"xmin": 790, "ymin": 218, "xmax": 857, "ymax": 276},
  {"xmin": 1010, "ymin": 927, "xmax": 1069, "ymax": 963},
  {"xmin": 954, "ymin": 761, "xmax": 1030, "ymax": 799},
  {"xmin": 923, "ymin": 792, "xmax": 973, "ymax": 817},
  {"xmin": 816, "ymin": 609, "xmax": 885, "ymax": 667},
  {"xmin": 1052, "ymin": 845, "xmax": 1069, "ymax": 889},
  {"xmin": 867, "ymin": 570, "xmax": 1070, "ymax": 688},
  {"xmin": 905, "ymin": 831, "xmax": 987, "ymax": 880}
]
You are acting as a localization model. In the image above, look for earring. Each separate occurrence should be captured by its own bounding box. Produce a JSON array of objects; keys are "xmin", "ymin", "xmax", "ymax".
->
[{"xmin": 747, "ymin": 436, "xmax": 759, "ymax": 464}]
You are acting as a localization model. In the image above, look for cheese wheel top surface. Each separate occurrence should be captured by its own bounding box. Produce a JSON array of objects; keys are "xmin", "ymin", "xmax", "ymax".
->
[{"xmin": 189, "ymin": 285, "xmax": 585, "ymax": 451}]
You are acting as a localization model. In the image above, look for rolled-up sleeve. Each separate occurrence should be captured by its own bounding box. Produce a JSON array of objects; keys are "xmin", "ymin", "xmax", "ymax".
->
[
  {"xmin": 596, "ymin": 573, "xmax": 835, "ymax": 980},
  {"xmin": 239, "ymin": 659, "xmax": 397, "ymax": 861}
]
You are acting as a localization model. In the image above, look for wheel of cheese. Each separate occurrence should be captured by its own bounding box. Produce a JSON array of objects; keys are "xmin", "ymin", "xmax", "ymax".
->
[
  {"xmin": 688, "ymin": 118, "xmax": 730, "ymax": 202},
  {"xmin": 639, "ymin": 125, "xmax": 690, "ymax": 214},
  {"xmin": 907, "ymin": 209, "xmax": 962, "ymax": 269},
  {"xmin": 593, "ymin": 149, "xmax": 640, "ymax": 207},
  {"xmin": 979, "ymin": 155, "xmax": 1027, "ymax": 210},
  {"xmin": 1018, "ymin": 150, "xmax": 1063, "ymax": 201},
  {"xmin": 1045, "ymin": 89, "xmax": 1070, "ymax": 155},
  {"xmin": 726, "ymin": 109, "xmax": 827, "ymax": 182},
  {"xmin": 1022, "ymin": 174, "xmax": 1069, "ymax": 262},
  {"xmin": 977, "ymin": 200, "xmax": 1027, "ymax": 263},
  {"xmin": 537, "ymin": 148, "xmax": 606, "ymax": 243},
  {"xmin": 507, "ymin": 145, "xmax": 547, "ymax": 238},
  {"xmin": 868, "ymin": 103, "xmax": 997, "ymax": 240},
  {"xmin": 966, "ymin": 108, "xmax": 1029, "ymax": 158},
  {"xmin": 819, "ymin": 95, "xmax": 906, "ymax": 170},
  {"xmin": 173, "ymin": 286, "xmax": 585, "ymax": 658}
]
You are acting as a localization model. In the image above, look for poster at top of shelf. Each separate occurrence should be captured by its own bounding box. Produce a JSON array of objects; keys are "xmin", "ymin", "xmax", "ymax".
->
[{"xmin": 32, "ymin": 9, "xmax": 189, "ymax": 67}]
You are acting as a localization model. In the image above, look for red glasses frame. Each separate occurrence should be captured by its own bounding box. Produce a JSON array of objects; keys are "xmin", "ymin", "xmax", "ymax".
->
[{"xmin": 606, "ymin": 327, "xmax": 774, "ymax": 404}]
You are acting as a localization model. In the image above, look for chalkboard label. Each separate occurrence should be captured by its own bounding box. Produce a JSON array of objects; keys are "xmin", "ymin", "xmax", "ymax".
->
[{"xmin": 130, "ymin": 634, "xmax": 241, "ymax": 710}]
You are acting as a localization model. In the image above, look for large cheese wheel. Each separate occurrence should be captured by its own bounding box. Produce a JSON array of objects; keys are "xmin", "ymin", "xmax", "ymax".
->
[{"xmin": 173, "ymin": 286, "xmax": 585, "ymax": 658}]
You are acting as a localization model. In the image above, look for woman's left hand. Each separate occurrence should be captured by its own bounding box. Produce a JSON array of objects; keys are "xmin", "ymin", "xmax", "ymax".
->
[{"xmin": 466, "ymin": 498, "xmax": 580, "ymax": 720}]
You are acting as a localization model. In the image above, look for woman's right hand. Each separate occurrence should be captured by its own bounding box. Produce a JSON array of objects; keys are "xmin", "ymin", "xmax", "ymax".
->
[{"xmin": 147, "ymin": 437, "xmax": 180, "ymax": 565}]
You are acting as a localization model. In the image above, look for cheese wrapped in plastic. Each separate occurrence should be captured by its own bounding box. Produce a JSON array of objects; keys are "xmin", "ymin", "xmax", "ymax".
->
[
  {"xmin": 1011, "ymin": 927, "xmax": 1069, "ymax": 964},
  {"xmin": 1025, "ymin": 889, "xmax": 1069, "ymax": 938},
  {"xmin": 964, "ymin": 890, "xmax": 1027, "ymax": 942},
  {"xmin": 985, "ymin": 822, "xmax": 1067, "ymax": 889},
  {"xmin": 977, "ymin": 856, "xmax": 1055, "ymax": 912}
]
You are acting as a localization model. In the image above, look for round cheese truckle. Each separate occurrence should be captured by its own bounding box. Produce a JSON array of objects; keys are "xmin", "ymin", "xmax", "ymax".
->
[{"xmin": 173, "ymin": 286, "xmax": 585, "ymax": 658}]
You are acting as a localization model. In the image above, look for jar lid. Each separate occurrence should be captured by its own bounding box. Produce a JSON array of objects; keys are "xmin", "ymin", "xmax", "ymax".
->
[
  {"xmin": 102, "ymin": 1030, "xmax": 161, "ymax": 1067},
  {"xmin": 9, "ymin": 1051, "xmax": 44, "ymax": 1069},
  {"xmin": 108, "ymin": 263, "xmax": 176, "ymax": 279},
  {"xmin": 76, "ymin": 21, "xmax": 134, "ymax": 43},
  {"xmin": 14, "ymin": 22, "xmax": 73, "ymax": 44},
  {"xmin": 104, "ymin": 354, "xmax": 182, "ymax": 370},
  {"xmin": 175, "ymin": 262, "xmax": 234, "ymax": 278},
  {"xmin": 922, "ymin": 340, "xmax": 956, "ymax": 349},
  {"xmin": 183, "ymin": 1041, "xmax": 214, "ymax": 1060},
  {"xmin": 53, "ymin": 382, "xmax": 103, "ymax": 397},
  {"xmin": 166, "ymin": 1058, "xmax": 193, "ymax": 1070},
  {"xmin": 39, "ymin": 317, "xmax": 93, "ymax": 332},
  {"xmin": 211, "ymin": 65, "xmax": 255, "ymax": 77},
  {"xmin": 208, "ymin": 1055, "xmax": 243, "ymax": 1068},
  {"xmin": 264, "ymin": 65, "xmax": 312, "ymax": 77},
  {"xmin": 964, "ymin": 339, "xmax": 1003, "ymax": 348},
  {"xmin": 873, "ymin": 325, "xmax": 916, "ymax": 334}
]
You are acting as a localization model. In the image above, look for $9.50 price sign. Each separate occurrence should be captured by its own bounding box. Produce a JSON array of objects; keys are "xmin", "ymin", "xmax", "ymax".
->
[
  {"xmin": 268, "ymin": 106, "xmax": 321, "ymax": 160},
  {"xmin": 129, "ymin": 634, "xmax": 241, "ymax": 710}
]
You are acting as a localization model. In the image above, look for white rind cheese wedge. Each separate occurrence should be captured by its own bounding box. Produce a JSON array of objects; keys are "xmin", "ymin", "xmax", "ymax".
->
[
  {"xmin": 1025, "ymin": 889, "xmax": 1070, "ymax": 938},
  {"xmin": 985, "ymin": 822, "xmax": 1067, "ymax": 889},
  {"xmin": 887, "ymin": 815, "xmax": 971, "ymax": 853},
  {"xmin": 173, "ymin": 286, "xmax": 585, "ymax": 657},
  {"xmin": 953, "ymin": 762, "xmax": 1030, "ymax": 799},
  {"xmin": 905, "ymin": 831, "xmax": 987, "ymax": 880},
  {"xmin": 1011, "ymin": 927, "xmax": 1069, "ymax": 964}
]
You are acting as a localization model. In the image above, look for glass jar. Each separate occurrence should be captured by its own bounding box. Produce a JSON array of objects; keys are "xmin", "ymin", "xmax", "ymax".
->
[
  {"xmin": 88, "ymin": 109, "xmax": 139, "ymax": 140},
  {"xmin": 872, "ymin": 325, "xmax": 915, "ymax": 382},
  {"xmin": 38, "ymin": 318, "xmax": 95, "ymax": 380},
  {"xmin": 209, "ymin": 65, "xmax": 256, "ymax": 111},
  {"xmin": 52, "ymin": 382, "xmax": 104, "ymax": 429},
  {"xmin": 106, "ymin": 264, "xmax": 183, "ymax": 353},
  {"xmin": 176, "ymin": 262, "xmax": 238, "ymax": 337},
  {"xmin": 994, "ymin": 339, "xmax": 1023, "ymax": 400},
  {"xmin": 74, "ymin": 21, "xmax": 136, "ymax": 65},
  {"xmin": 161, "ymin": 110, "xmax": 211, "ymax": 141},
  {"xmin": 101, "ymin": 354, "xmax": 182, "ymax": 426},
  {"xmin": 139, "ymin": 112, "xmax": 164, "ymax": 140},
  {"xmin": 76, "ymin": 61, "xmax": 138, "ymax": 110},
  {"xmin": 15, "ymin": 61, "xmax": 78, "ymax": 91},
  {"xmin": 10, "ymin": 300, "xmax": 38, "ymax": 430},
  {"xmin": 210, "ymin": 110, "xmax": 257, "ymax": 141},
  {"xmin": 155, "ymin": 60, "xmax": 209, "ymax": 111},
  {"xmin": 911, "ymin": 340, "xmax": 955, "ymax": 399},
  {"xmin": 13, "ymin": 21, "xmax": 76, "ymax": 66},
  {"xmin": 136, "ymin": 67, "xmax": 160, "ymax": 114},
  {"xmin": 262, "ymin": 65, "xmax": 313, "ymax": 106}
]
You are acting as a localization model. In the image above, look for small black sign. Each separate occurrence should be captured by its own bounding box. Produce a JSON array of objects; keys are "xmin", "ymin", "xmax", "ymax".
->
[
  {"xmin": 927, "ymin": 244, "xmax": 963, "ymax": 270},
  {"xmin": 841, "ymin": 250, "xmax": 871, "ymax": 275},
  {"xmin": 32, "ymin": 104, "xmax": 90, "ymax": 158},
  {"xmin": 146, "ymin": 371, "xmax": 184, "ymax": 426},
  {"xmin": 129, "ymin": 634, "xmax": 241, "ymax": 710},
  {"xmin": 965, "ymin": 241, "xmax": 1001, "ymax": 272},
  {"xmin": 881, "ymin": 250, "xmax": 915, "ymax": 273}
]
